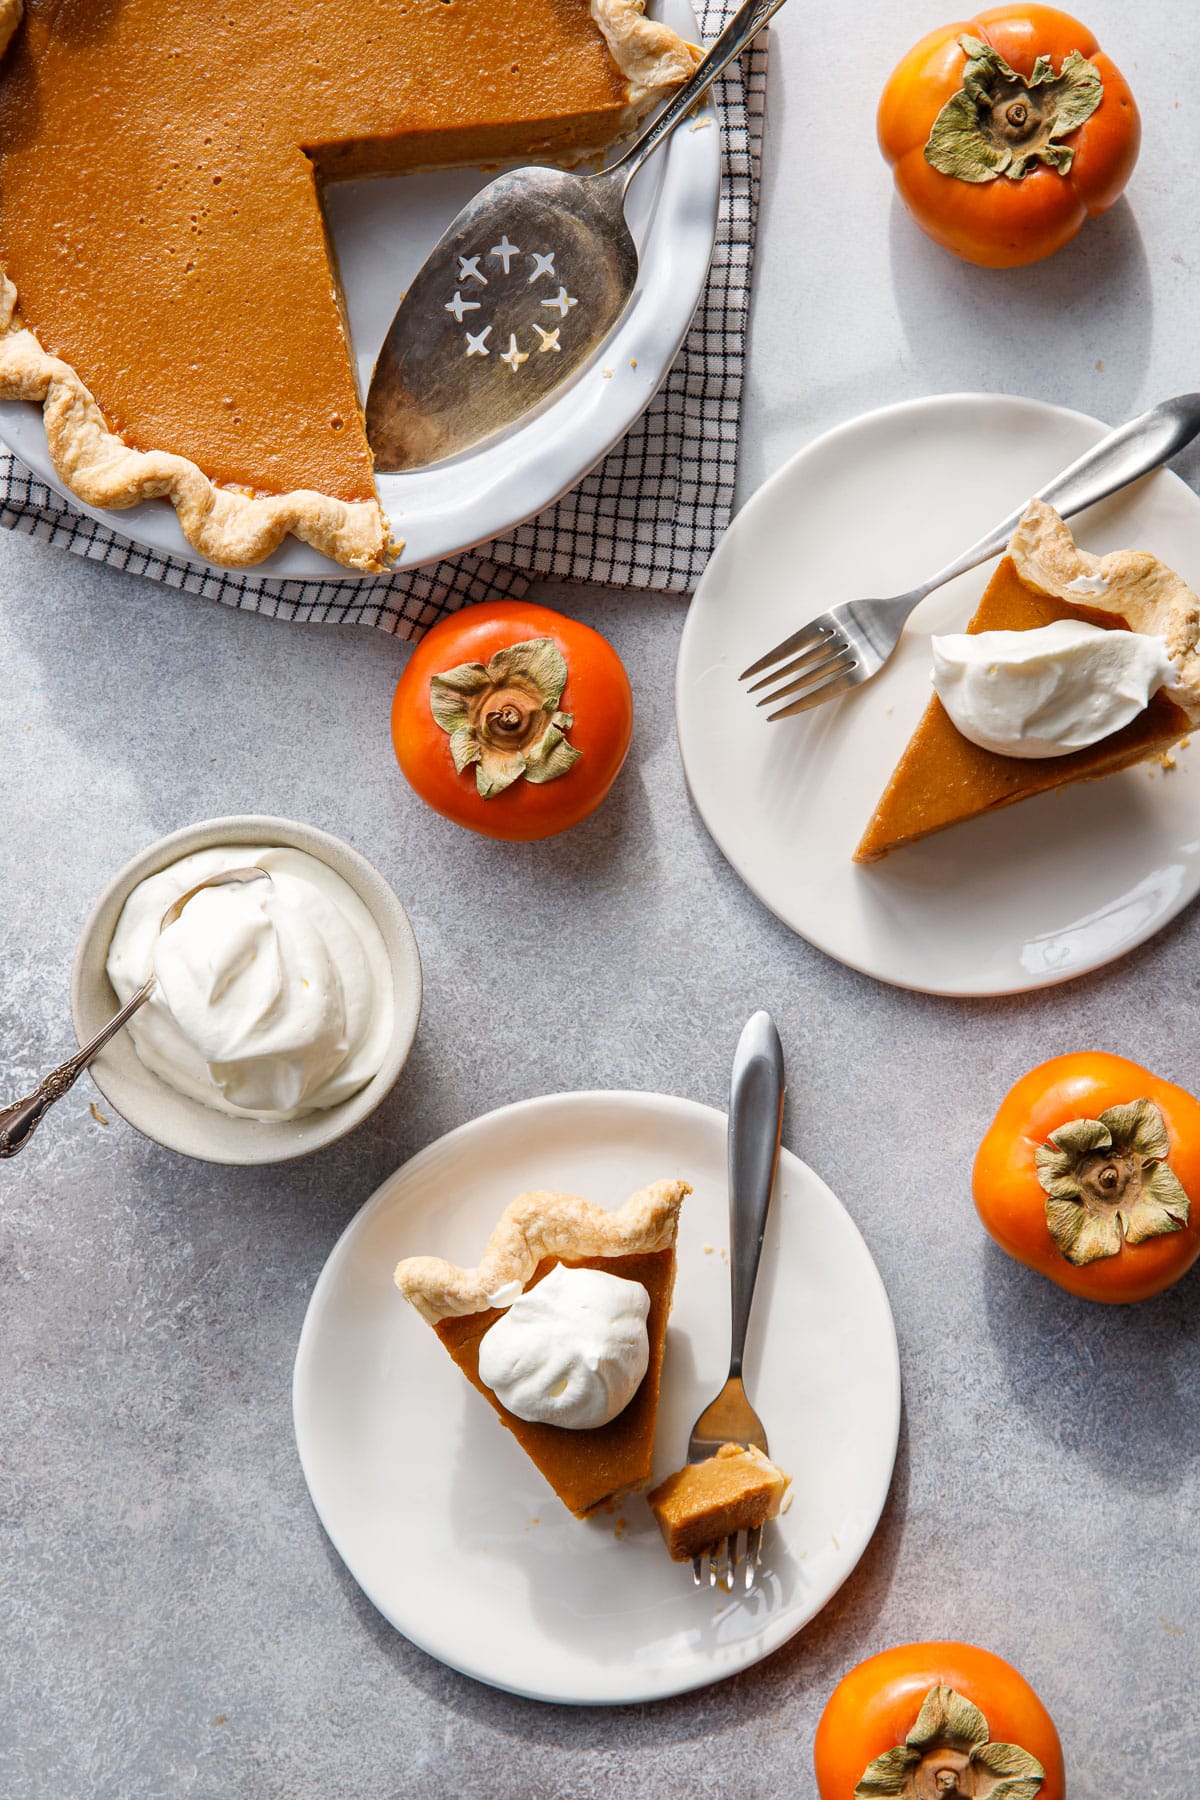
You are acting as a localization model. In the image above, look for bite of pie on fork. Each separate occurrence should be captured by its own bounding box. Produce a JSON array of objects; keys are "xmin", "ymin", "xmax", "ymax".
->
[{"xmin": 647, "ymin": 1010, "xmax": 791, "ymax": 1591}]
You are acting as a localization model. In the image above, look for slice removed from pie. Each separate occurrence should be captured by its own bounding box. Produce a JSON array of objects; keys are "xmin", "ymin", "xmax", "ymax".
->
[
  {"xmin": 855, "ymin": 500, "xmax": 1200, "ymax": 863},
  {"xmin": 394, "ymin": 1178, "xmax": 689, "ymax": 1517}
]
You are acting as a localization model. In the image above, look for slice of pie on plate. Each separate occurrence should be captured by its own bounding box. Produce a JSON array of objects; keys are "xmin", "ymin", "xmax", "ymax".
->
[
  {"xmin": 0, "ymin": 0, "xmax": 700, "ymax": 571},
  {"xmin": 855, "ymin": 500, "xmax": 1200, "ymax": 863},
  {"xmin": 394, "ymin": 1178, "xmax": 688, "ymax": 1517}
]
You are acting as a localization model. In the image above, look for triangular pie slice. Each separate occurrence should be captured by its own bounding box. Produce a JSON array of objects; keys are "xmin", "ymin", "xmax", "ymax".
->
[
  {"xmin": 855, "ymin": 501, "xmax": 1200, "ymax": 863},
  {"xmin": 395, "ymin": 1179, "xmax": 688, "ymax": 1517}
]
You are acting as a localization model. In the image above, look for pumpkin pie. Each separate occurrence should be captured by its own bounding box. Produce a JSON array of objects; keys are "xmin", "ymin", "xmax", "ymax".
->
[
  {"xmin": 0, "ymin": 0, "xmax": 699, "ymax": 570},
  {"xmin": 394, "ymin": 1179, "xmax": 689, "ymax": 1517},
  {"xmin": 647, "ymin": 1442, "xmax": 790, "ymax": 1561},
  {"xmin": 855, "ymin": 501, "xmax": 1200, "ymax": 862}
]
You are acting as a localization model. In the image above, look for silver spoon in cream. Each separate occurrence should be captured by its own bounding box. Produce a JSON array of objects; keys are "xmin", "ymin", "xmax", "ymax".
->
[{"xmin": 0, "ymin": 867, "xmax": 269, "ymax": 1158}]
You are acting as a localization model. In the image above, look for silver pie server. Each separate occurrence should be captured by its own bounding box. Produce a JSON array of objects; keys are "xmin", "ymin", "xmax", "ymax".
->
[
  {"xmin": 0, "ymin": 867, "xmax": 268, "ymax": 1158},
  {"xmin": 365, "ymin": 0, "xmax": 786, "ymax": 473}
]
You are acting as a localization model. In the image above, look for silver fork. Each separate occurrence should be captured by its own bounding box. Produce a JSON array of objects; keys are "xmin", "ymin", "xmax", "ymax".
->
[
  {"xmin": 740, "ymin": 392, "xmax": 1200, "ymax": 721},
  {"xmin": 686, "ymin": 1009, "xmax": 784, "ymax": 1591}
]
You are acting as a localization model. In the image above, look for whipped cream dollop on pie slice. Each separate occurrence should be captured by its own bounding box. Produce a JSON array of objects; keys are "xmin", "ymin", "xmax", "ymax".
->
[
  {"xmin": 477, "ymin": 1262, "xmax": 651, "ymax": 1429},
  {"xmin": 394, "ymin": 1179, "xmax": 689, "ymax": 1516},
  {"xmin": 855, "ymin": 500, "xmax": 1200, "ymax": 863},
  {"xmin": 931, "ymin": 618, "xmax": 1178, "ymax": 758}
]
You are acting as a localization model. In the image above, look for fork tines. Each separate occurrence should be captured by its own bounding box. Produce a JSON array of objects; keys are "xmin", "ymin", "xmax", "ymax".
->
[
  {"xmin": 740, "ymin": 619, "xmax": 837, "ymax": 682},
  {"xmin": 739, "ymin": 621, "xmax": 860, "ymax": 721},
  {"xmin": 691, "ymin": 1524, "xmax": 764, "ymax": 1592}
]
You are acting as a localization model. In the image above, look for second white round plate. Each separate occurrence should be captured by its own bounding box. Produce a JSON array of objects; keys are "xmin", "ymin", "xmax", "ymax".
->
[
  {"xmin": 292, "ymin": 1090, "xmax": 900, "ymax": 1705},
  {"xmin": 676, "ymin": 392, "xmax": 1200, "ymax": 996}
]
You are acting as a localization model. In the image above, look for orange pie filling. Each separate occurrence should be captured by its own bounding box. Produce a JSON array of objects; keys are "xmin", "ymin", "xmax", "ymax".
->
[
  {"xmin": 394, "ymin": 1180, "xmax": 689, "ymax": 1518},
  {"xmin": 0, "ymin": 0, "xmax": 699, "ymax": 569}
]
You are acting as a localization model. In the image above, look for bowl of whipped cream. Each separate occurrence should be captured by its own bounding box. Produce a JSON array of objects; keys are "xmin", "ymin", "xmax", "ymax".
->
[{"xmin": 70, "ymin": 816, "xmax": 422, "ymax": 1163}]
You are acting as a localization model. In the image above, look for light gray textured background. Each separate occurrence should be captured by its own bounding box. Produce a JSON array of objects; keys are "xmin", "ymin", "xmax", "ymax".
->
[{"xmin": 3, "ymin": 4, "xmax": 1200, "ymax": 1796}]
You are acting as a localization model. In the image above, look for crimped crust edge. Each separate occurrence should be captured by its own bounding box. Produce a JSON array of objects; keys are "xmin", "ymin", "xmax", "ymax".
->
[
  {"xmin": 395, "ymin": 1178, "xmax": 690, "ymax": 1323},
  {"xmin": 1011, "ymin": 498, "xmax": 1200, "ymax": 725},
  {"xmin": 0, "ymin": 280, "xmax": 390, "ymax": 572},
  {"xmin": 0, "ymin": 0, "xmax": 386, "ymax": 572},
  {"xmin": 0, "ymin": 0, "xmax": 703, "ymax": 572},
  {"xmin": 590, "ymin": 0, "xmax": 704, "ymax": 106}
]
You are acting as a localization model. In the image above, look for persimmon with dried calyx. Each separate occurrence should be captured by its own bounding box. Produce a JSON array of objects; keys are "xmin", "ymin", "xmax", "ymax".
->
[
  {"xmin": 974, "ymin": 1052, "xmax": 1200, "ymax": 1302},
  {"xmin": 814, "ymin": 1641, "xmax": 1065, "ymax": 1800},
  {"xmin": 878, "ymin": 7, "xmax": 1140, "ymax": 267},
  {"xmin": 390, "ymin": 599, "xmax": 634, "ymax": 841}
]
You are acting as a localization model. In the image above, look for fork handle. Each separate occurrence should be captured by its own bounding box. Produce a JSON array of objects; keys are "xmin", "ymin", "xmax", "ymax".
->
[
  {"xmin": 915, "ymin": 392, "xmax": 1200, "ymax": 603},
  {"xmin": 727, "ymin": 1010, "xmax": 785, "ymax": 1377}
]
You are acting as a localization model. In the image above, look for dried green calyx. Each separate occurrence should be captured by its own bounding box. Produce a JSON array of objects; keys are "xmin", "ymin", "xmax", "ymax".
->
[
  {"xmin": 925, "ymin": 35, "xmax": 1103, "ymax": 184},
  {"xmin": 429, "ymin": 636, "xmax": 582, "ymax": 800},
  {"xmin": 1035, "ymin": 1098, "xmax": 1190, "ymax": 1266},
  {"xmin": 856, "ymin": 1684, "xmax": 1044, "ymax": 1798}
]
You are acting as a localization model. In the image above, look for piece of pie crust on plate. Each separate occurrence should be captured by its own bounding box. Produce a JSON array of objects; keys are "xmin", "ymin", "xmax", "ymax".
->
[
  {"xmin": 855, "ymin": 500, "xmax": 1200, "ymax": 863},
  {"xmin": 395, "ymin": 1178, "xmax": 688, "ymax": 1517},
  {"xmin": 0, "ymin": 0, "xmax": 700, "ymax": 571}
]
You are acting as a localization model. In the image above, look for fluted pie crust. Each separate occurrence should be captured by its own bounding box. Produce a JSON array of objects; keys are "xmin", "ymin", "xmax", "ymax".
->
[
  {"xmin": 395, "ymin": 1180, "xmax": 689, "ymax": 1516},
  {"xmin": 855, "ymin": 501, "xmax": 1200, "ymax": 863},
  {"xmin": 0, "ymin": 0, "xmax": 700, "ymax": 571}
]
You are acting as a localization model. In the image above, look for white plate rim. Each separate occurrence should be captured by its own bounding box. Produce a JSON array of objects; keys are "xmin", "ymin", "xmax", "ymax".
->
[
  {"xmin": 292, "ymin": 1087, "xmax": 902, "ymax": 1705},
  {"xmin": 676, "ymin": 390, "xmax": 1200, "ymax": 998}
]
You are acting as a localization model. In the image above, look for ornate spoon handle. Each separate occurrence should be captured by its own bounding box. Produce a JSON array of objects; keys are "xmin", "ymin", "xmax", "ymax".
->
[{"xmin": 0, "ymin": 975, "xmax": 154, "ymax": 1158}]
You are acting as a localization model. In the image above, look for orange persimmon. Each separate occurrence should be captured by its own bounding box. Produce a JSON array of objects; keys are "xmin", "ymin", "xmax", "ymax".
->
[
  {"xmin": 391, "ymin": 600, "xmax": 633, "ymax": 841},
  {"xmin": 973, "ymin": 1052, "xmax": 1200, "ymax": 1302},
  {"xmin": 814, "ymin": 1641, "xmax": 1065, "ymax": 1800},
  {"xmin": 878, "ymin": 7, "xmax": 1139, "ymax": 267}
]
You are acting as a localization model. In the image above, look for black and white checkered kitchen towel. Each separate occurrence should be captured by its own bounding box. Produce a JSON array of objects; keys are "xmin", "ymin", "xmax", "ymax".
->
[{"xmin": 0, "ymin": 5, "xmax": 767, "ymax": 642}]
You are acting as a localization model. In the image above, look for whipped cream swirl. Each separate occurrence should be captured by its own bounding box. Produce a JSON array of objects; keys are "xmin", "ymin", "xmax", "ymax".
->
[
  {"xmin": 477, "ymin": 1263, "xmax": 650, "ymax": 1430},
  {"xmin": 106, "ymin": 844, "xmax": 394, "ymax": 1120},
  {"xmin": 932, "ymin": 619, "xmax": 1177, "ymax": 760}
]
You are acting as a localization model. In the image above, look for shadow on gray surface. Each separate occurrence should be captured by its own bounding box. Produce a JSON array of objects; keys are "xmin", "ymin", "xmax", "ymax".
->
[
  {"xmin": 887, "ymin": 195, "xmax": 1153, "ymax": 421},
  {"xmin": 982, "ymin": 1238, "xmax": 1200, "ymax": 1493},
  {"xmin": 312, "ymin": 1406, "xmax": 910, "ymax": 1755}
]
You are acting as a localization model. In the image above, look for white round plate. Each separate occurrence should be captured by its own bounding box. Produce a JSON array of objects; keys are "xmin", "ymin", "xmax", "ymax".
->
[
  {"xmin": 292, "ymin": 1089, "xmax": 900, "ymax": 1705},
  {"xmin": 0, "ymin": 1, "xmax": 718, "ymax": 581},
  {"xmin": 677, "ymin": 392, "xmax": 1200, "ymax": 996}
]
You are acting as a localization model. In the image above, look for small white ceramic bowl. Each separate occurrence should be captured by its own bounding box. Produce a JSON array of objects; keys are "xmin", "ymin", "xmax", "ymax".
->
[{"xmin": 70, "ymin": 815, "xmax": 422, "ymax": 1165}]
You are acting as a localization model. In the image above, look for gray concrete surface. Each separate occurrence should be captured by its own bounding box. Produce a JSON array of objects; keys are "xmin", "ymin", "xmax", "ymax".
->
[{"xmin": 3, "ymin": 2, "xmax": 1200, "ymax": 1795}]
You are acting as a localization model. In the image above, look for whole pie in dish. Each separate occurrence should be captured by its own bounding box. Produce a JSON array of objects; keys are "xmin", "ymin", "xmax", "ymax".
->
[
  {"xmin": 0, "ymin": 0, "xmax": 699, "ymax": 570},
  {"xmin": 855, "ymin": 501, "xmax": 1200, "ymax": 863},
  {"xmin": 394, "ymin": 1178, "xmax": 688, "ymax": 1517}
]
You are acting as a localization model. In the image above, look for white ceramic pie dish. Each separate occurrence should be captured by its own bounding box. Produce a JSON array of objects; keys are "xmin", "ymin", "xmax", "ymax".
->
[
  {"xmin": 0, "ymin": 0, "xmax": 720, "ymax": 580},
  {"xmin": 69, "ymin": 815, "xmax": 422, "ymax": 1164}
]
